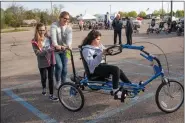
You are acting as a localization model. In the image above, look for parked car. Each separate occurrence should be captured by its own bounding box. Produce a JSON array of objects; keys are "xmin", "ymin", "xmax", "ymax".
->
[
  {"xmin": 121, "ymin": 17, "xmax": 142, "ymax": 28},
  {"xmin": 163, "ymin": 16, "xmax": 179, "ymax": 22},
  {"xmin": 131, "ymin": 18, "xmax": 142, "ymax": 28}
]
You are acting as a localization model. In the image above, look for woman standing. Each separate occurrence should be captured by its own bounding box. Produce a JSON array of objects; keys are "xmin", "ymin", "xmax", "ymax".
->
[
  {"xmin": 31, "ymin": 23, "xmax": 58, "ymax": 101},
  {"xmin": 50, "ymin": 11, "xmax": 72, "ymax": 89}
]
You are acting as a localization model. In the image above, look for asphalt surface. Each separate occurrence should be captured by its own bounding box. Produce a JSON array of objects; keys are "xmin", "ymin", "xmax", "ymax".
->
[{"xmin": 1, "ymin": 23, "xmax": 184, "ymax": 123}]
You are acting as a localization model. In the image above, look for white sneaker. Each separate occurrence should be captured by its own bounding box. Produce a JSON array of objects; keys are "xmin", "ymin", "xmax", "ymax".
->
[
  {"xmin": 56, "ymin": 81, "xmax": 61, "ymax": 90},
  {"xmin": 117, "ymin": 91, "xmax": 122, "ymax": 99}
]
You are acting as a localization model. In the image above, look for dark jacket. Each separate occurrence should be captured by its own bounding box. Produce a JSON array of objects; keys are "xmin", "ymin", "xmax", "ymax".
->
[
  {"xmin": 112, "ymin": 19, "xmax": 123, "ymax": 31},
  {"xmin": 126, "ymin": 19, "xmax": 134, "ymax": 33},
  {"xmin": 31, "ymin": 37, "xmax": 56, "ymax": 68}
]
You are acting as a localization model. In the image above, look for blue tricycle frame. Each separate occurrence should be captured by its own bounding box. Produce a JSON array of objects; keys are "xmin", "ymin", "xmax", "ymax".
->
[{"xmin": 58, "ymin": 44, "xmax": 184, "ymax": 112}]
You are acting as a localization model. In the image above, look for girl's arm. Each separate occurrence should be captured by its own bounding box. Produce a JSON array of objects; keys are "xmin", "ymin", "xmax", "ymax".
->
[
  {"xmin": 31, "ymin": 41, "xmax": 52, "ymax": 56},
  {"xmin": 82, "ymin": 48, "xmax": 102, "ymax": 69}
]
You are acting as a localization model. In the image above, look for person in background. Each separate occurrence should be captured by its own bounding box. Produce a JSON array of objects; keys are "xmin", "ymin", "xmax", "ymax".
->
[
  {"xmin": 31, "ymin": 23, "xmax": 59, "ymax": 101},
  {"xmin": 112, "ymin": 14, "xmax": 123, "ymax": 45},
  {"xmin": 79, "ymin": 20, "xmax": 84, "ymax": 31},
  {"xmin": 50, "ymin": 11, "xmax": 72, "ymax": 89},
  {"xmin": 125, "ymin": 17, "xmax": 134, "ymax": 45}
]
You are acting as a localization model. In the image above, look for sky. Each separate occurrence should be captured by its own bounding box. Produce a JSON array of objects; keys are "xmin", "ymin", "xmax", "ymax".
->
[{"xmin": 1, "ymin": 1, "xmax": 184, "ymax": 17}]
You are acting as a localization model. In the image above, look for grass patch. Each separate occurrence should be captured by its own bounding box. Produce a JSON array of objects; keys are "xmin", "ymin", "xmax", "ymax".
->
[{"xmin": 1, "ymin": 29, "xmax": 29, "ymax": 33}]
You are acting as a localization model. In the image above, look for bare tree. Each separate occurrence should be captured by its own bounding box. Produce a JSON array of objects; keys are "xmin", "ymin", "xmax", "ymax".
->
[
  {"xmin": 52, "ymin": 4, "xmax": 64, "ymax": 21},
  {"xmin": 8, "ymin": 2, "xmax": 25, "ymax": 29}
]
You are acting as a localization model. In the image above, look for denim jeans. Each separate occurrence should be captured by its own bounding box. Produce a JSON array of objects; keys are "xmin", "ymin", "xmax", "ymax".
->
[{"xmin": 54, "ymin": 52, "xmax": 68, "ymax": 83}]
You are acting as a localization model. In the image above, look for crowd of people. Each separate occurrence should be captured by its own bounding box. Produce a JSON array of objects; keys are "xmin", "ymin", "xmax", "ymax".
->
[{"xmin": 31, "ymin": 12, "xmax": 135, "ymax": 102}]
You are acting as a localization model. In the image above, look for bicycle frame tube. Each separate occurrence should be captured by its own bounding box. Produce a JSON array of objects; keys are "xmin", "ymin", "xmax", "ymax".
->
[{"xmin": 122, "ymin": 44, "xmax": 164, "ymax": 87}]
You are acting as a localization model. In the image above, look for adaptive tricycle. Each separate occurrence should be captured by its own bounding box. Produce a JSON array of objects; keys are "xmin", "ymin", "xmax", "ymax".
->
[{"xmin": 58, "ymin": 44, "xmax": 184, "ymax": 112}]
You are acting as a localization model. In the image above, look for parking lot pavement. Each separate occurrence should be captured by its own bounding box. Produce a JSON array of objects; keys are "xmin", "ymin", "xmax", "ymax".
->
[{"xmin": 1, "ymin": 26, "xmax": 184, "ymax": 123}]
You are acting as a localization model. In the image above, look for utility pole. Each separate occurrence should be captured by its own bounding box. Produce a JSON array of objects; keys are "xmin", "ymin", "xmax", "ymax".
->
[
  {"xmin": 110, "ymin": 5, "xmax": 111, "ymax": 15},
  {"xmin": 51, "ymin": 0, "xmax": 53, "ymax": 21},
  {"xmin": 171, "ymin": 0, "xmax": 173, "ymax": 20},
  {"xmin": 162, "ymin": 0, "xmax": 164, "ymax": 19}
]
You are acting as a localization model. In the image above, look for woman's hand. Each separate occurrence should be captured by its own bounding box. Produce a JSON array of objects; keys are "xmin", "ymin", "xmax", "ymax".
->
[
  {"xmin": 61, "ymin": 46, "xmax": 66, "ymax": 51},
  {"xmin": 55, "ymin": 45, "xmax": 61, "ymax": 50},
  {"xmin": 55, "ymin": 45, "xmax": 66, "ymax": 51}
]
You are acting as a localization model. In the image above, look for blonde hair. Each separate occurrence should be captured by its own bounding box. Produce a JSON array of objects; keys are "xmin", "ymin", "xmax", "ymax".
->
[{"xmin": 34, "ymin": 23, "xmax": 48, "ymax": 49}]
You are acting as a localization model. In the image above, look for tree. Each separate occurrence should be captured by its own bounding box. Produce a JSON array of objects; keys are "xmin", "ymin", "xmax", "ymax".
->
[
  {"xmin": 153, "ymin": 10, "xmax": 160, "ymax": 16},
  {"xmin": 176, "ymin": 10, "xmax": 184, "ymax": 17},
  {"xmin": 138, "ymin": 11, "xmax": 146, "ymax": 18},
  {"xmin": 127, "ymin": 11, "xmax": 137, "ymax": 17},
  {"xmin": 5, "ymin": 3, "xmax": 25, "ymax": 29},
  {"xmin": 158, "ymin": 9, "xmax": 166, "ymax": 16},
  {"xmin": 118, "ymin": 11, "xmax": 128, "ymax": 18},
  {"xmin": 168, "ymin": 11, "xmax": 176, "ymax": 16},
  {"xmin": 24, "ymin": 10, "xmax": 36, "ymax": 19},
  {"xmin": 52, "ymin": 4, "xmax": 64, "ymax": 21},
  {"xmin": 1, "ymin": 8, "xmax": 6, "ymax": 28}
]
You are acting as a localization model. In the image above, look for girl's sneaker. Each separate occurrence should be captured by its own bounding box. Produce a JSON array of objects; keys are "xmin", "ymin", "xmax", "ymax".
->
[{"xmin": 49, "ymin": 95, "xmax": 59, "ymax": 101}]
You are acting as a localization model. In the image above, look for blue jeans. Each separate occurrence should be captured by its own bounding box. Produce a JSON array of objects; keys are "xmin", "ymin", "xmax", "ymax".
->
[{"xmin": 55, "ymin": 52, "xmax": 68, "ymax": 83}]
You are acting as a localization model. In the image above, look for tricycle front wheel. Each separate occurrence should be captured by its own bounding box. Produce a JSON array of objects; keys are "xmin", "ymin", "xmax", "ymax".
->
[{"xmin": 155, "ymin": 80, "xmax": 184, "ymax": 113}]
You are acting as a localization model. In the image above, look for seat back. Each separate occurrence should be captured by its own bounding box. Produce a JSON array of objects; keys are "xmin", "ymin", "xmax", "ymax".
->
[
  {"xmin": 79, "ymin": 45, "xmax": 109, "ymax": 81},
  {"xmin": 79, "ymin": 46, "xmax": 92, "ymax": 78}
]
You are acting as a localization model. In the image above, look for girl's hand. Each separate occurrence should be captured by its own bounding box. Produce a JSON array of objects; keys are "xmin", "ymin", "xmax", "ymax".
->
[{"xmin": 103, "ymin": 49, "xmax": 108, "ymax": 55}]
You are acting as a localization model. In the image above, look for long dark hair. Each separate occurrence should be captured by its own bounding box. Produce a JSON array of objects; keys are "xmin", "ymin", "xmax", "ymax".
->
[{"xmin": 81, "ymin": 30, "xmax": 101, "ymax": 47}]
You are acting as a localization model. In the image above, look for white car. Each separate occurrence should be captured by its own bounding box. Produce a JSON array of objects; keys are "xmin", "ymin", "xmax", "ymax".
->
[
  {"xmin": 163, "ymin": 16, "xmax": 179, "ymax": 22},
  {"xmin": 121, "ymin": 17, "xmax": 142, "ymax": 28},
  {"xmin": 131, "ymin": 18, "xmax": 142, "ymax": 28}
]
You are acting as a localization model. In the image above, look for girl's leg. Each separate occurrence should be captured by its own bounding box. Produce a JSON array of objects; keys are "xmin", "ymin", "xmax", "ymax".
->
[
  {"xmin": 94, "ymin": 64, "xmax": 120, "ymax": 89},
  {"xmin": 39, "ymin": 68, "xmax": 47, "ymax": 95},
  {"xmin": 47, "ymin": 65, "xmax": 54, "ymax": 95},
  {"xmin": 119, "ymin": 69, "xmax": 131, "ymax": 83},
  {"xmin": 47, "ymin": 65, "xmax": 59, "ymax": 101}
]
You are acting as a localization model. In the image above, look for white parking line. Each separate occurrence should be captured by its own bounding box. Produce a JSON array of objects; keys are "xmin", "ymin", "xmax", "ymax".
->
[{"xmin": 85, "ymin": 93, "xmax": 154, "ymax": 123}]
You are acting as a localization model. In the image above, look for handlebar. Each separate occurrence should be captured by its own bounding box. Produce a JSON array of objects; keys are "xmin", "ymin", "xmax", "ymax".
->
[
  {"xmin": 55, "ymin": 46, "xmax": 72, "ymax": 53},
  {"xmin": 105, "ymin": 45, "xmax": 122, "ymax": 56}
]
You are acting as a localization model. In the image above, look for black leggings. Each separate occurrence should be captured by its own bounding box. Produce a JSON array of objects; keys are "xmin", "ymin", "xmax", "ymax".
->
[
  {"xmin": 93, "ymin": 64, "xmax": 131, "ymax": 89},
  {"xmin": 39, "ymin": 65, "xmax": 54, "ymax": 95}
]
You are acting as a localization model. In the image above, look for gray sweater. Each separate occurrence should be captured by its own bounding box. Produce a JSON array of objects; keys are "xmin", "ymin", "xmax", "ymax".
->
[
  {"xmin": 50, "ymin": 21, "xmax": 72, "ymax": 47},
  {"xmin": 31, "ymin": 37, "xmax": 56, "ymax": 68},
  {"xmin": 82, "ymin": 44, "xmax": 105, "ymax": 74}
]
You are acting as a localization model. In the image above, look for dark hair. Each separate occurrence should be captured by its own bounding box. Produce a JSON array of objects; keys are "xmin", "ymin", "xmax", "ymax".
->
[
  {"xmin": 81, "ymin": 30, "xmax": 101, "ymax": 46},
  {"xmin": 59, "ymin": 11, "xmax": 70, "ymax": 19}
]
